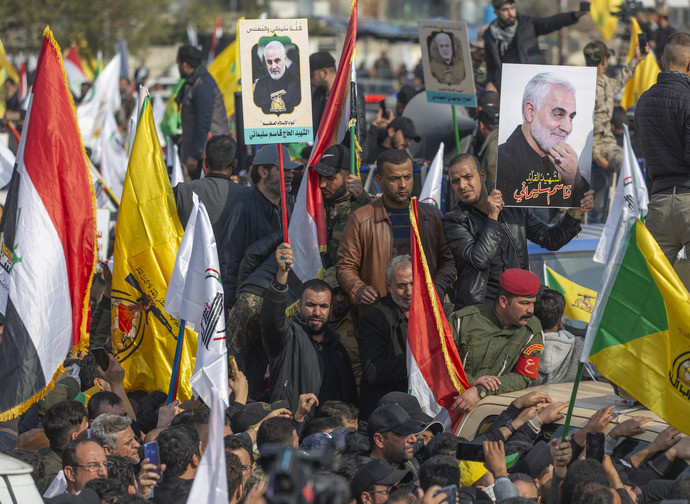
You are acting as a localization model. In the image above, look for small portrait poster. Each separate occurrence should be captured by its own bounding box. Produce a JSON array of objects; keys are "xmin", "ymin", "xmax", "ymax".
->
[
  {"xmin": 496, "ymin": 63, "xmax": 596, "ymax": 208},
  {"xmin": 418, "ymin": 20, "xmax": 476, "ymax": 107},
  {"xmin": 239, "ymin": 18, "xmax": 313, "ymax": 145}
]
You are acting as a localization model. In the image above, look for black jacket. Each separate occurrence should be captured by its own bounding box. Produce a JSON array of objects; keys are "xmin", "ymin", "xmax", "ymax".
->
[
  {"xmin": 151, "ymin": 476, "xmax": 193, "ymax": 503},
  {"xmin": 260, "ymin": 281, "xmax": 357, "ymax": 411},
  {"xmin": 483, "ymin": 12, "xmax": 580, "ymax": 88},
  {"xmin": 442, "ymin": 203, "xmax": 581, "ymax": 309},
  {"xmin": 173, "ymin": 172, "xmax": 251, "ymax": 240},
  {"xmin": 356, "ymin": 294, "xmax": 409, "ymax": 418},
  {"xmin": 236, "ymin": 230, "xmax": 300, "ymax": 305},
  {"xmin": 218, "ymin": 187, "xmax": 292, "ymax": 310},
  {"xmin": 634, "ymin": 71, "xmax": 690, "ymax": 196}
]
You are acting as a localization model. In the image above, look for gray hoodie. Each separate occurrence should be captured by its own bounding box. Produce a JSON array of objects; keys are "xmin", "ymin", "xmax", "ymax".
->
[{"xmin": 534, "ymin": 329, "xmax": 583, "ymax": 385}]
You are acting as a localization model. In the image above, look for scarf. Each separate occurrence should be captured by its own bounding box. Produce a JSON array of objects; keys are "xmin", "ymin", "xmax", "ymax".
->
[{"xmin": 489, "ymin": 18, "xmax": 518, "ymax": 57}]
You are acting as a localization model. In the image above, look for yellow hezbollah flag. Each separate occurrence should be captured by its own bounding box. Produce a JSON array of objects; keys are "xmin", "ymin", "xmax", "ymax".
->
[
  {"xmin": 544, "ymin": 265, "xmax": 598, "ymax": 323},
  {"xmin": 111, "ymin": 95, "xmax": 197, "ymax": 399},
  {"xmin": 620, "ymin": 18, "xmax": 661, "ymax": 109},
  {"xmin": 586, "ymin": 220, "xmax": 690, "ymax": 433},
  {"xmin": 208, "ymin": 24, "xmax": 241, "ymax": 118},
  {"xmin": 0, "ymin": 37, "xmax": 19, "ymax": 83},
  {"xmin": 590, "ymin": 0, "xmax": 619, "ymax": 42}
]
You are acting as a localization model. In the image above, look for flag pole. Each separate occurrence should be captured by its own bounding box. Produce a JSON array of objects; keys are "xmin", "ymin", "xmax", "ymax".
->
[
  {"xmin": 167, "ymin": 319, "xmax": 186, "ymax": 404},
  {"xmin": 277, "ymin": 144, "xmax": 290, "ymax": 244},
  {"xmin": 561, "ymin": 361, "xmax": 584, "ymax": 441},
  {"xmin": 350, "ymin": 56, "xmax": 357, "ymax": 175},
  {"xmin": 451, "ymin": 105, "xmax": 461, "ymax": 154}
]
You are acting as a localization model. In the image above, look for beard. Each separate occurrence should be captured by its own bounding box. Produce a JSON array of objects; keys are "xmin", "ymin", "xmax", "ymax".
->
[
  {"xmin": 269, "ymin": 66, "xmax": 286, "ymax": 80},
  {"xmin": 306, "ymin": 316, "xmax": 327, "ymax": 335},
  {"xmin": 530, "ymin": 116, "xmax": 567, "ymax": 153}
]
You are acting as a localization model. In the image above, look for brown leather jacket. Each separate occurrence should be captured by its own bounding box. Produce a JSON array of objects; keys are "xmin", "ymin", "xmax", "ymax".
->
[{"xmin": 336, "ymin": 198, "xmax": 456, "ymax": 306}]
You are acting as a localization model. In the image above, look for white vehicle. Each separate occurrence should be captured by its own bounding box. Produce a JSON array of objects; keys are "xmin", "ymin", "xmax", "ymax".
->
[{"xmin": 0, "ymin": 453, "xmax": 43, "ymax": 503}]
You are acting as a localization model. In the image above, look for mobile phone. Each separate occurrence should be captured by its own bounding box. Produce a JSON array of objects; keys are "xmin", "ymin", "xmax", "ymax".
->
[
  {"xmin": 144, "ymin": 441, "xmax": 161, "ymax": 497},
  {"xmin": 586, "ymin": 432, "xmax": 605, "ymax": 462},
  {"xmin": 379, "ymin": 98, "xmax": 387, "ymax": 114},
  {"xmin": 456, "ymin": 441, "xmax": 485, "ymax": 462},
  {"xmin": 229, "ymin": 356, "xmax": 236, "ymax": 380},
  {"xmin": 638, "ymin": 33, "xmax": 648, "ymax": 53},
  {"xmin": 579, "ymin": 1, "xmax": 590, "ymax": 12},
  {"xmin": 434, "ymin": 484, "xmax": 458, "ymax": 503},
  {"xmin": 91, "ymin": 347, "xmax": 110, "ymax": 371}
]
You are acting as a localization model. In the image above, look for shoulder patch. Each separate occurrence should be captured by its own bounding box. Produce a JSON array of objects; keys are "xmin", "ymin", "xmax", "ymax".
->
[{"xmin": 523, "ymin": 344, "xmax": 544, "ymax": 356}]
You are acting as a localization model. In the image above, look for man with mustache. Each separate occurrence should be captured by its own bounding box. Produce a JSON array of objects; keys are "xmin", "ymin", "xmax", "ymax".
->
[
  {"xmin": 356, "ymin": 255, "xmax": 414, "ymax": 417},
  {"xmin": 449, "ymin": 268, "xmax": 544, "ymax": 413},
  {"xmin": 497, "ymin": 72, "xmax": 590, "ymax": 207},
  {"xmin": 259, "ymin": 242, "xmax": 357, "ymax": 412},
  {"xmin": 253, "ymin": 40, "xmax": 301, "ymax": 115},
  {"xmin": 337, "ymin": 149, "xmax": 455, "ymax": 310}
]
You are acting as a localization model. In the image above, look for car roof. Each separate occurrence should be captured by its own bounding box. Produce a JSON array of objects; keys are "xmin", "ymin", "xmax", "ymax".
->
[
  {"xmin": 527, "ymin": 223, "xmax": 604, "ymax": 255},
  {"xmin": 456, "ymin": 381, "xmax": 668, "ymax": 442}
]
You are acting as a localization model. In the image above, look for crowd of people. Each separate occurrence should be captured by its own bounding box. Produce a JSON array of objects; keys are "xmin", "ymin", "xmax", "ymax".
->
[{"xmin": 1, "ymin": 0, "xmax": 690, "ymax": 502}]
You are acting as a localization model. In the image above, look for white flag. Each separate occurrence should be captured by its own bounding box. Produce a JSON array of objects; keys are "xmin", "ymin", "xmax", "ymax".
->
[
  {"xmin": 593, "ymin": 125, "xmax": 648, "ymax": 264},
  {"xmin": 168, "ymin": 139, "xmax": 184, "ymax": 188},
  {"xmin": 77, "ymin": 54, "xmax": 122, "ymax": 150},
  {"xmin": 165, "ymin": 193, "xmax": 229, "ymax": 408},
  {"xmin": 186, "ymin": 389, "xmax": 228, "ymax": 504},
  {"xmin": 419, "ymin": 142, "xmax": 445, "ymax": 209}
]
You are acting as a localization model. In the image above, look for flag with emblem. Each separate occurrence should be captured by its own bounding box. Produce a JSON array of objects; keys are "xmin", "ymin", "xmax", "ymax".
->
[
  {"xmin": 208, "ymin": 21, "xmax": 241, "ymax": 119},
  {"xmin": 581, "ymin": 219, "xmax": 690, "ymax": 433},
  {"xmin": 0, "ymin": 27, "xmax": 96, "ymax": 420},
  {"xmin": 289, "ymin": 0, "xmax": 358, "ymax": 282},
  {"xmin": 407, "ymin": 198, "xmax": 470, "ymax": 431},
  {"xmin": 590, "ymin": 0, "xmax": 619, "ymax": 41},
  {"xmin": 111, "ymin": 94, "xmax": 197, "ymax": 400},
  {"xmin": 620, "ymin": 18, "xmax": 661, "ymax": 109},
  {"xmin": 544, "ymin": 265, "xmax": 598, "ymax": 323},
  {"xmin": 166, "ymin": 193, "xmax": 229, "ymax": 409}
]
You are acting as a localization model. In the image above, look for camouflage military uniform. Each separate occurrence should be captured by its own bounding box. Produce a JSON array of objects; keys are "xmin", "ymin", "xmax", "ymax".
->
[
  {"xmin": 226, "ymin": 292, "xmax": 265, "ymax": 393},
  {"xmin": 593, "ymin": 59, "xmax": 638, "ymax": 173},
  {"xmin": 324, "ymin": 191, "xmax": 372, "ymax": 268},
  {"xmin": 450, "ymin": 303, "xmax": 544, "ymax": 394},
  {"xmin": 478, "ymin": 128, "xmax": 499, "ymax": 191},
  {"xmin": 472, "ymin": 56, "xmax": 487, "ymax": 88},
  {"xmin": 430, "ymin": 57, "xmax": 466, "ymax": 86}
]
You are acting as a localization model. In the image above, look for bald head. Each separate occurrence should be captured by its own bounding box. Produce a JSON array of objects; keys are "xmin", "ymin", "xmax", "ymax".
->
[{"xmin": 662, "ymin": 32, "xmax": 690, "ymax": 73}]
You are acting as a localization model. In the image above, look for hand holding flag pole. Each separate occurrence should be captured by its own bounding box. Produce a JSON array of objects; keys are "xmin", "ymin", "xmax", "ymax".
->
[{"xmin": 277, "ymin": 144, "xmax": 291, "ymax": 269}]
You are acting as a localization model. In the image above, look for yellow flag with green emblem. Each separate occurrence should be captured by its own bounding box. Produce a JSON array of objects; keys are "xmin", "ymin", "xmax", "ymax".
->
[
  {"xmin": 111, "ymin": 95, "xmax": 197, "ymax": 400},
  {"xmin": 590, "ymin": 0, "xmax": 619, "ymax": 42},
  {"xmin": 582, "ymin": 219, "xmax": 690, "ymax": 433},
  {"xmin": 544, "ymin": 265, "xmax": 598, "ymax": 323}
]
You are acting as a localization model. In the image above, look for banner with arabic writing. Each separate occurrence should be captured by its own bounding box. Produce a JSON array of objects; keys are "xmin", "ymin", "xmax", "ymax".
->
[
  {"xmin": 239, "ymin": 18, "xmax": 313, "ymax": 145},
  {"xmin": 496, "ymin": 64, "xmax": 596, "ymax": 208}
]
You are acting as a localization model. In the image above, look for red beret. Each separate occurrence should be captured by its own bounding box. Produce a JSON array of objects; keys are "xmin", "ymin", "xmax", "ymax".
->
[{"xmin": 499, "ymin": 268, "xmax": 540, "ymax": 297}]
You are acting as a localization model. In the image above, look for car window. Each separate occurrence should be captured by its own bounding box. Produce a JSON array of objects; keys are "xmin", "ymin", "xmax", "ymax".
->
[{"xmin": 474, "ymin": 415, "xmax": 498, "ymax": 439}]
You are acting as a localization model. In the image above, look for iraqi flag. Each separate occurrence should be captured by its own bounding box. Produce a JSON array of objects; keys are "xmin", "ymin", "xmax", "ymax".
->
[
  {"xmin": 407, "ymin": 198, "xmax": 469, "ymax": 432},
  {"xmin": 0, "ymin": 27, "xmax": 96, "ymax": 420},
  {"xmin": 288, "ymin": 0, "xmax": 358, "ymax": 282}
]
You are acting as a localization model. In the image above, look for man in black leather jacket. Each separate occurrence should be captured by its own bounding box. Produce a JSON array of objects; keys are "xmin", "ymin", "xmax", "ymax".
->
[{"xmin": 442, "ymin": 154, "xmax": 593, "ymax": 309}]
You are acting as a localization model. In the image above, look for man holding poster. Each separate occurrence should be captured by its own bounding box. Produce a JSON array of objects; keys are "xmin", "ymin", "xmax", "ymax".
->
[{"xmin": 497, "ymin": 71, "xmax": 591, "ymax": 207}]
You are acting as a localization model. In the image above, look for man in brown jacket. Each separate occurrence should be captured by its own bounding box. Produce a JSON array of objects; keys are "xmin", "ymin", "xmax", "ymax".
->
[{"xmin": 336, "ymin": 149, "xmax": 456, "ymax": 309}]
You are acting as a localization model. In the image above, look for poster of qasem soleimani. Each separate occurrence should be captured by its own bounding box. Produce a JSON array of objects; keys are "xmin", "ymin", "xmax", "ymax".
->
[
  {"xmin": 417, "ymin": 20, "xmax": 476, "ymax": 107},
  {"xmin": 496, "ymin": 64, "xmax": 596, "ymax": 208},
  {"xmin": 240, "ymin": 18, "xmax": 313, "ymax": 145}
]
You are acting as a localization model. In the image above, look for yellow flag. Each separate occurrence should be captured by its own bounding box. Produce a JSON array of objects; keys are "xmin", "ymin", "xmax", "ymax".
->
[
  {"xmin": 620, "ymin": 18, "xmax": 661, "ymax": 109},
  {"xmin": 111, "ymin": 96, "xmax": 197, "ymax": 399},
  {"xmin": 208, "ymin": 25, "xmax": 241, "ymax": 118},
  {"xmin": 0, "ymin": 37, "xmax": 19, "ymax": 83},
  {"xmin": 590, "ymin": 0, "xmax": 619, "ymax": 42},
  {"xmin": 544, "ymin": 265, "xmax": 598, "ymax": 323}
]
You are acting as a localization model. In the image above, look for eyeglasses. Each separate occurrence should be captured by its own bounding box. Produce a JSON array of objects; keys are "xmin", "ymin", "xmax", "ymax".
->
[{"xmin": 73, "ymin": 460, "xmax": 113, "ymax": 473}]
